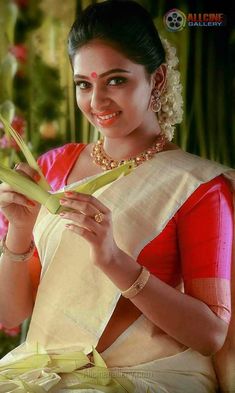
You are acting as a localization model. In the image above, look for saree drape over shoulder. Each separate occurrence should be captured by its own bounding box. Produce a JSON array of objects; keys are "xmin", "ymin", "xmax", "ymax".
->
[{"xmin": 0, "ymin": 147, "xmax": 234, "ymax": 393}]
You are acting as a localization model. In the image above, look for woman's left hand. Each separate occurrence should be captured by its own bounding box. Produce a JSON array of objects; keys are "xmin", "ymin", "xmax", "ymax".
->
[{"xmin": 59, "ymin": 191, "xmax": 119, "ymax": 268}]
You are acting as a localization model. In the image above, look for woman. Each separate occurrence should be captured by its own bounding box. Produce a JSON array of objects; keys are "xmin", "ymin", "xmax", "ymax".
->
[{"xmin": 0, "ymin": 1, "xmax": 234, "ymax": 392}]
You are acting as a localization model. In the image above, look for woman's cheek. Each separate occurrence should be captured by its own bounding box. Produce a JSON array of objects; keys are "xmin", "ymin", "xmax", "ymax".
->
[
  {"xmin": 76, "ymin": 90, "xmax": 83, "ymax": 104},
  {"xmin": 76, "ymin": 92, "xmax": 89, "ymax": 112}
]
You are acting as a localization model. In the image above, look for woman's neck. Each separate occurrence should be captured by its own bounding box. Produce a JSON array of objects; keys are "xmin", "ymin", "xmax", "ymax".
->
[{"xmin": 103, "ymin": 127, "xmax": 163, "ymax": 161}]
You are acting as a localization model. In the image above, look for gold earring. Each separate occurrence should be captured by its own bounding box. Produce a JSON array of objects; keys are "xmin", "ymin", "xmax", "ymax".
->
[{"xmin": 150, "ymin": 89, "xmax": 161, "ymax": 113}]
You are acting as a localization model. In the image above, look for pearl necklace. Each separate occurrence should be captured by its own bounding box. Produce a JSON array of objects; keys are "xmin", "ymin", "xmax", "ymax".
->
[{"xmin": 91, "ymin": 132, "xmax": 167, "ymax": 170}]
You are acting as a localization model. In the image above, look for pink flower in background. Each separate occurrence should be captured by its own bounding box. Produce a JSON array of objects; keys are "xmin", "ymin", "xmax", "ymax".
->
[
  {"xmin": 0, "ymin": 115, "xmax": 25, "ymax": 150},
  {"xmin": 0, "ymin": 136, "xmax": 9, "ymax": 149},
  {"xmin": 11, "ymin": 116, "xmax": 25, "ymax": 135},
  {"xmin": 13, "ymin": 0, "xmax": 29, "ymax": 8},
  {"xmin": 10, "ymin": 45, "xmax": 27, "ymax": 64},
  {"xmin": 0, "ymin": 323, "xmax": 20, "ymax": 337}
]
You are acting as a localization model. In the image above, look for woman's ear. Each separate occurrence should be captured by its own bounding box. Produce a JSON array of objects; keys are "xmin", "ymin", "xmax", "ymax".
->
[{"xmin": 151, "ymin": 63, "xmax": 167, "ymax": 93}]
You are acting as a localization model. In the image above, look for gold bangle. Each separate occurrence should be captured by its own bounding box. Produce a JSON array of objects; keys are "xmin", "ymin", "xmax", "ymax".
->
[
  {"xmin": 121, "ymin": 266, "xmax": 150, "ymax": 299},
  {"xmin": 0, "ymin": 235, "xmax": 35, "ymax": 262}
]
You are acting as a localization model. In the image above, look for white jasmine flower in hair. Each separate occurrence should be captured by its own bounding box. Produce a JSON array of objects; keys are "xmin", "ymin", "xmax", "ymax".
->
[{"xmin": 158, "ymin": 38, "xmax": 184, "ymax": 141}]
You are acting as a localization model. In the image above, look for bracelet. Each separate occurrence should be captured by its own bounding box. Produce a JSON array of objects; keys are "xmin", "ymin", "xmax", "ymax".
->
[
  {"xmin": 121, "ymin": 266, "xmax": 150, "ymax": 299},
  {"xmin": 0, "ymin": 235, "xmax": 35, "ymax": 262}
]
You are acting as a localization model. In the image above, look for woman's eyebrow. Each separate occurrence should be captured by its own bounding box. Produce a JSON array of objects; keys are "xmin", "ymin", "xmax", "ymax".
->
[{"xmin": 74, "ymin": 68, "xmax": 131, "ymax": 80}]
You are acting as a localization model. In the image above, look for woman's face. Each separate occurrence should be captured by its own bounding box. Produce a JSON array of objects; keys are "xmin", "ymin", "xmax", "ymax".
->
[{"xmin": 73, "ymin": 39, "xmax": 157, "ymax": 139}]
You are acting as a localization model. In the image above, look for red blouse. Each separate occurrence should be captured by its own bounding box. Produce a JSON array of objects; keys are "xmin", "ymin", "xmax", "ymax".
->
[{"xmin": 29, "ymin": 143, "xmax": 233, "ymax": 323}]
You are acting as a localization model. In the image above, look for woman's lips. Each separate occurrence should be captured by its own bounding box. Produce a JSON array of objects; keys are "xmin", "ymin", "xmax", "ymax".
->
[{"xmin": 93, "ymin": 111, "xmax": 121, "ymax": 127}]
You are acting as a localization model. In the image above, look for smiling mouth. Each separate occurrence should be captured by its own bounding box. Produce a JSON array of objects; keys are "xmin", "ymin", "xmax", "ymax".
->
[{"xmin": 94, "ymin": 111, "xmax": 121, "ymax": 120}]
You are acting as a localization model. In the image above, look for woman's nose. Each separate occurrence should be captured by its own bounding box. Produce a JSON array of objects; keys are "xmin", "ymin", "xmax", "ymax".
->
[{"xmin": 90, "ymin": 86, "xmax": 111, "ymax": 111}]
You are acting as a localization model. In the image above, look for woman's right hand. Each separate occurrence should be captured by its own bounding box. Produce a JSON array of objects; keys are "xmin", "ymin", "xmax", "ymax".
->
[{"xmin": 0, "ymin": 163, "xmax": 41, "ymax": 230}]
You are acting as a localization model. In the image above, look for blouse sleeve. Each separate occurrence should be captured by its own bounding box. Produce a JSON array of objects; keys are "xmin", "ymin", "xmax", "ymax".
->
[{"xmin": 176, "ymin": 175, "xmax": 233, "ymax": 324}]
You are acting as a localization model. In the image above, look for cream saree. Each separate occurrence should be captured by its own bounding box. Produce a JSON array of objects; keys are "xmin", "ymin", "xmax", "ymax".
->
[{"xmin": 0, "ymin": 148, "xmax": 234, "ymax": 392}]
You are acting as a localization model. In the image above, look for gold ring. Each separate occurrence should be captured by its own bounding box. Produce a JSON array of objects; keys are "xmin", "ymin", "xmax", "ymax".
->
[{"xmin": 94, "ymin": 211, "xmax": 104, "ymax": 223}]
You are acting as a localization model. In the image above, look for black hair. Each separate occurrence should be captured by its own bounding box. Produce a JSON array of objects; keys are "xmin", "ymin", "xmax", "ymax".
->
[{"xmin": 67, "ymin": 0, "xmax": 165, "ymax": 75}]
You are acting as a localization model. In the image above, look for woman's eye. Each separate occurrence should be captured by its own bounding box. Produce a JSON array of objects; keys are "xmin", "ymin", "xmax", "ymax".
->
[
  {"xmin": 108, "ymin": 77, "xmax": 127, "ymax": 86},
  {"xmin": 75, "ymin": 81, "xmax": 91, "ymax": 90}
]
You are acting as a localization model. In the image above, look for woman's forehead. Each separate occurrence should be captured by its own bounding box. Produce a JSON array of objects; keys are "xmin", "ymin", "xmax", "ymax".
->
[
  {"xmin": 73, "ymin": 40, "xmax": 142, "ymax": 76},
  {"xmin": 74, "ymin": 40, "xmax": 128, "ymax": 65}
]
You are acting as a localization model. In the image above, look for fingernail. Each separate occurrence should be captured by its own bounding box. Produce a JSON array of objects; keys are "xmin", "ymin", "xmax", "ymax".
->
[
  {"xmin": 33, "ymin": 173, "xmax": 41, "ymax": 182},
  {"xmin": 65, "ymin": 191, "xmax": 74, "ymax": 196},
  {"xmin": 60, "ymin": 199, "xmax": 67, "ymax": 204},
  {"xmin": 27, "ymin": 200, "xmax": 36, "ymax": 206},
  {"xmin": 59, "ymin": 212, "xmax": 66, "ymax": 216}
]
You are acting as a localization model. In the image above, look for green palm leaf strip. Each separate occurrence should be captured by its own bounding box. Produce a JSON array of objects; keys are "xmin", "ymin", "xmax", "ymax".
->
[
  {"xmin": 0, "ymin": 114, "xmax": 135, "ymax": 214},
  {"xmin": 0, "ymin": 113, "xmax": 50, "ymax": 191},
  {"xmin": 65, "ymin": 348, "xmax": 134, "ymax": 392},
  {"xmin": 0, "ymin": 346, "xmax": 135, "ymax": 392},
  {"xmin": 0, "ymin": 160, "xmax": 134, "ymax": 214}
]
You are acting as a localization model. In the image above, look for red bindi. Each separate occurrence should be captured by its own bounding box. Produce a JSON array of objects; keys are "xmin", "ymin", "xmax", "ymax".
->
[{"xmin": 91, "ymin": 72, "xmax": 98, "ymax": 79}]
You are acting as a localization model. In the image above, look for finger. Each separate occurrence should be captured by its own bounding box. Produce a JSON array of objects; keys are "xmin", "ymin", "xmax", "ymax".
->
[
  {"xmin": 59, "ymin": 211, "xmax": 102, "ymax": 233},
  {"xmin": 0, "ymin": 183, "xmax": 38, "ymax": 207},
  {"xmin": 63, "ymin": 191, "xmax": 110, "ymax": 214},
  {"xmin": 0, "ymin": 191, "xmax": 36, "ymax": 208},
  {"xmin": 65, "ymin": 223, "xmax": 97, "ymax": 243},
  {"xmin": 14, "ymin": 163, "xmax": 41, "ymax": 182},
  {"xmin": 60, "ymin": 197, "xmax": 106, "ymax": 218},
  {"xmin": 0, "ymin": 182, "xmax": 16, "ymax": 192}
]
